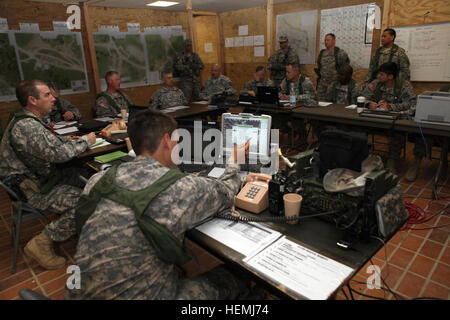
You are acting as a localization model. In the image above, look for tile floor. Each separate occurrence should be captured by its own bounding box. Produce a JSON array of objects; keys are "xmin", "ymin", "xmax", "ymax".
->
[{"xmin": 0, "ymin": 138, "xmax": 448, "ymax": 300}]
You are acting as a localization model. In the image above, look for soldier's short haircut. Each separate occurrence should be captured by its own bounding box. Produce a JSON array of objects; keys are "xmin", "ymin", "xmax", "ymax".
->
[
  {"xmin": 16, "ymin": 80, "xmax": 47, "ymax": 107},
  {"xmin": 378, "ymin": 62, "xmax": 399, "ymax": 78},
  {"xmin": 287, "ymin": 63, "xmax": 300, "ymax": 71},
  {"xmin": 47, "ymin": 82, "xmax": 59, "ymax": 92},
  {"xmin": 325, "ymin": 33, "xmax": 336, "ymax": 39},
  {"xmin": 161, "ymin": 71, "xmax": 172, "ymax": 80},
  {"xmin": 383, "ymin": 28, "xmax": 396, "ymax": 40},
  {"xmin": 105, "ymin": 71, "xmax": 119, "ymax": 82},
  {"xmin": 255, "ymin": 66, "xmax": 265, "ymax": 73},
  {"xmin": 128, "ymin": 108, "xmax": 177, "ymax": 155}
]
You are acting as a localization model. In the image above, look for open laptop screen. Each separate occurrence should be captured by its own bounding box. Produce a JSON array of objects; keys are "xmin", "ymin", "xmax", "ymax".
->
[{"xmin": 256, "ymin": 86, "xmax": 279, "ymax": 105}]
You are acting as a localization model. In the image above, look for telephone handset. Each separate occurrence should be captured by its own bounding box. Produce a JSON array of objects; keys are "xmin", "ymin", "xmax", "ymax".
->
[{"xmin": 234, "ymin": 173, "xmax": 272, "ymax": 214}]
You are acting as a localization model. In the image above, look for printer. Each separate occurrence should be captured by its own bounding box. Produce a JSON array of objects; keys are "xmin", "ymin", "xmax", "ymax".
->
[{"xmin": 414, "ymin": 91, "xmax": 450, "ymax": 125}]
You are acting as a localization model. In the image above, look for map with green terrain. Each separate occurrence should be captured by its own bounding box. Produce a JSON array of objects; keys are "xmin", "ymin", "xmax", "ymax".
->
[
  {"xmin": 94, "ymin": 33, "xmax": 147, "ymax": 89},
  {"xmin": 13, "ymin": 31, "xmax": 89, "ymax": 94},
  {"xmin": 0, "ymin": 32, "xmax": 21, "ymax": 101}
]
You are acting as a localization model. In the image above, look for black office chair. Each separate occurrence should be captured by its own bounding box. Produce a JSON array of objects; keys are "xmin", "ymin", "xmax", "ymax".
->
[
  {"xmin": 0, "ymin": 179, "xmax": 50, "ymax": 274},
  {"xmin": 19, "ymin": 288, "xmax": 51, "ymax": 300}
]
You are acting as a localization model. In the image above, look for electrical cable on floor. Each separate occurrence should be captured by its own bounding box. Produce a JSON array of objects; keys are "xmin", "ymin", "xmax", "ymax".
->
[{"xmin": 402, "ymin": 201, "xmax": 450, "ymax": 231}]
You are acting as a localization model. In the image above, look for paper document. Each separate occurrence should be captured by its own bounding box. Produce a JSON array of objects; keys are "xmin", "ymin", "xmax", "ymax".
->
[
  {"xmin": 195, "ymin": 218, "xmax": 282, "ymax": 258},
  {"xmin": 161, "ymin": 106, "xmax": 190, "ymax": 113},
  {"xmin": 207, "ymin": 167, "xmax": 225, "ymax": 178},
  {"xmin": 95, "ymin": 117, "xmax": 116, "ymax": 122},
  {"xmin": 244, "ymin": 237, "xmax": 354, "ymax": 300},
  {"xmin": 53, "ymin": 121, "xmax": 77, "ymax": 129},
  {"xmin": 318, "ymin": 102, "xmax": 333, "ymax": 107},
  {"xmin": 55, "ymin": 127, "xmax": 78, "ymax": 135},
  {"xmin": 89, "ymin": 138, "xmax": 111, "ymax": 149},
  {"xmin": 345, "ymin": 104, "xmax": 357, "ymax": 109},
  {"xmin": 192, "ymin": 101, "xmax": 209, "ymax": 105}
]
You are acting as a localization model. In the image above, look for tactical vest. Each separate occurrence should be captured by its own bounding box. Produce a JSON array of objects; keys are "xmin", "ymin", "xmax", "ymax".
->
[
  {"xmin": 96, "ymin": 91, "xmax": 128, "ymax": 114},
  {"xmin": 7, "ymin": 109, "xmax": 63, "ymax": 194},
  {"xmin": 374, "ymin": 79, "xmax": 404, "ymax": 104},
  {"xmin": 316, "ymin": 47, "xmax": 348, "ymax": 84},
  {"xmin": 371, "ymin": 44, "xmax": 399, "ymax": 80},
  {"xmin": 330, "ymin": 79, "xmax": 356, "ymax": 104},
  {"xmin": 75, "ymin": 165, "xmax": 191, "ymax": 266},
  {"xmin": 287, "ymin": 75, "xmax": 306, "ymax": 95}
]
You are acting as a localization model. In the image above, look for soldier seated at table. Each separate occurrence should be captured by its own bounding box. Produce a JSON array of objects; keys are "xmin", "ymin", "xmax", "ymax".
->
[
  {"xmin": 239, "ymin": 66, "xmax": 274, "ymax": 97},
  {"xmin": 95, "ymin": 71, "xmax": 133, "ymax": 118},
  {"xmin": 362, "ymin": 62, "xmax": 424, "ymax": 180},
  {"xmin": 149, "ymin": 72, "xmax": 187, "ymax": 110},
  {"xmin": 46, "ymin": 82, "xmax": 82, "ymax": 123},
  {"xmin": 326, "ymin": 65, "xmax": 361, "ymax": 105},
  {"xmin": 199, "ymin": 64, "xmax": 236, "ymax": 102},
  {"xmin": 66, "ymin": 109, "xmax": 250, "ymax": 300}
]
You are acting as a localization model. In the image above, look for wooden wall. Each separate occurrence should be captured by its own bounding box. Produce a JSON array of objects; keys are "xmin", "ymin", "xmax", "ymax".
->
[
  {"xmin": 194, "ymin": 15, "xmax": 219, "ymax": 85},
  {"xmin": 0, "ymin": 0, "xmax": 189, "ymax": 129}
]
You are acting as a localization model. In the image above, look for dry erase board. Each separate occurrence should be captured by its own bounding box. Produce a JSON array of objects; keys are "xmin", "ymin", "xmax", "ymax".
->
[{"xmin": 393, "ymin": 22, "xmax": 450, "ymax": 82}]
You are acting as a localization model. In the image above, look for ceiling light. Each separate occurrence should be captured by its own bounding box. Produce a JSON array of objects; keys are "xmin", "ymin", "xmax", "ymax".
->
[{"xmin": 146, "ymin": 1, "xmax": 179, "ymax": 7}]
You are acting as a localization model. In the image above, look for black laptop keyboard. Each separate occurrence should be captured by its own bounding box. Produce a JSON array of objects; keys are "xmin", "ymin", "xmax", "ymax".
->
[{"xmin": 178, "ymin": 163, "xmax": 213, "ymax": 173}]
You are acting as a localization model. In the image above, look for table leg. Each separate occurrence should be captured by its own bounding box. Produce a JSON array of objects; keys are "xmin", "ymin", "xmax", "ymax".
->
[{"xmin": 433, "ymin": 137, "xmax": 448, "ymax": 199}]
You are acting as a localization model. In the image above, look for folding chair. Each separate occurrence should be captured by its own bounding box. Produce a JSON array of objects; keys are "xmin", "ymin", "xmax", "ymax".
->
[{"xmin": 0, "ymin": 179, "xmax": 50, "ymax": 274}]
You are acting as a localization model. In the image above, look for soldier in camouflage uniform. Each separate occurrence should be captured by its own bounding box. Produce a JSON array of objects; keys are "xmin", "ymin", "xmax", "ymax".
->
[
  {"xmin": 279, "ymin": 63, "xmax": 318, "ymax": 145},
  {"xmin": 365, "ymin": 28, "xmax": 410, "ymax": 85},
  {"xmin": 200, "ymin": 64, "xmax": 236, "ymax": 101},
  {"xmin": 173, "ymin": 39, "xmax": 204, "ymax": 103},
  {"xmin": 362, "ymin": 62, "xmax": 418, "ymax": 176},
  {"xmin": 239, "ymin": 66, "xmax": 274, "ymax": 97},
  {"xmin": 326, "ymin": 65, "xmax": 361, "ymax": 105},
  {"xmin": 315, "ymin": 33, "xmax": 350, "ymax": 101},
  {"xmin": 46, "ymin": 82, "xmax": 82, "ymax": 123},
  {"xmin": 66, "ymin": 109, "xmax": 249, "ymax": 300},
  {"xmin": 149, "ymin": 72, "xmax": 187, "ymax": 110},
  {"xmin": 267, "ymin": 35, "xmax": 300, "ymax": 88},
  {"xmin": 95, "ymin": 71, "xmax": 133, "ymax": 118},
  {"xmin": 0, "ymin": 80, "xmax": 96, "ymax": 270}
]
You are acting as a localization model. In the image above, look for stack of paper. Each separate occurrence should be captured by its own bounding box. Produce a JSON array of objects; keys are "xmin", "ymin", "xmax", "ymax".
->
[
  {"xmin": 55, "ymin": 127, "xmax": 78, "ymax": 135},
  {"xmin": 94, "ymin": 151, "xmax": 127, "ymax": 163}
]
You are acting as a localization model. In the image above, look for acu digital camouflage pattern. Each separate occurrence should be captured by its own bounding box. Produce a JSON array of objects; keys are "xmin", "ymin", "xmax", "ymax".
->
[
  {"xmin": 149, "ymin": 86, "xmax": 187, "ymax": 110},
  {"xmin": 326, "ymin": 81, "xmax": 361, "ymax": 105},
  {"xmin": 279, "ymin": 76, "xmax": 318, "ymax": 107},
  {"xmin": 316, "ymin": 48, "xmax": 350, "ymax": 101},
  {"xmin": 267, "ymin": 46, "xmax": 300, "ymax": 87},
  {"xmin": 375, "ymin": 184, "xmax": 408, "ymax": 239},
  {"xmin": 47, "ymin": 98, "xmax": 82, "ymax": 123},
  {"xmin": 66, "ymin": 156, "xmax": 244, "ymax": 300},
  {"xmin": 200, "ymin": 75, "xmax": 236, "ymax": 101},
  {"xmin": 0, "ymin": 110, "xmax": 92, "ymax": 241},
  {"xmin": 95, "ymin": 90, "xmax": 133, "ymax": 118},
  {"xmin": 239, "ymin": 78, "xmax": 274, "ymax": 96},
  {"xmin": 365, "ymin": 45, "xmax": 411, "ymax": 84},
  {"xmin": 173, "ymin": 52, "xmax": 204, "ymax": 102}
]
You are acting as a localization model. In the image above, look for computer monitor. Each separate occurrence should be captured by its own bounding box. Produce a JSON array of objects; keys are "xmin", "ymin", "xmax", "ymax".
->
[
  {"xmin": 127, "ymin": 105, "xmax": 148, "ymax": 124},
  {"xmin": 221, "ymin": 113, "xmax": 272, "ymax": 159},
  {"xmin": 256, "ymin": 86, "xmax": 280, "ymax": 105}
]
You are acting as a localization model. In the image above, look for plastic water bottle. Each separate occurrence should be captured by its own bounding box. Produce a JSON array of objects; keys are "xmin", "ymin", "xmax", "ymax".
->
[{"xmin": 289, "ymin": 82, "xmax": 296, "ymax": 107}]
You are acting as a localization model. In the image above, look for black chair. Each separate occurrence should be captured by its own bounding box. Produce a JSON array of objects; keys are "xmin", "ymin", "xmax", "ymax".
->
[
  {"xmin": 0, "ymin": 179, "xmax": 50, "ymax": 274},
  {"xmin": 19, "ymin": 288, "xmax": 51, "ymax": 300}
]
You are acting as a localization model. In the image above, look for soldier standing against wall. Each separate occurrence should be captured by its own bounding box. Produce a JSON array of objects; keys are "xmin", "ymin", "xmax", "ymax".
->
[{"xmin": 267, "ymin": 35, "xmax": 300, "ymax": 89}]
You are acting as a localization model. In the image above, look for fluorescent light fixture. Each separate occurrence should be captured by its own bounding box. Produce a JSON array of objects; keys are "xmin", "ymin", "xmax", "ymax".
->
[{"xmin": 146, "ymin": 1, "xmax": 179, "ymax": 7}]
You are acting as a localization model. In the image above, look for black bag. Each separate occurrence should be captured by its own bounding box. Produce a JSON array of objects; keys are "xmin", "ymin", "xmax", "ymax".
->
[
  {"xmin": 78, "ymin": 120, "xmax": 109, "ymax": 133},
  {"xmin": 318, "ymin": 130, "xmax": 369, "ymax": 178}
]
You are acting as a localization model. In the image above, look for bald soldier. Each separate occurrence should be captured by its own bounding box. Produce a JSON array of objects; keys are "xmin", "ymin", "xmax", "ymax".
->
[
  {"xmin": 149, "ymin": 72, "xmax": 187, "ymax": 110},
  {"xmin": 267, "ymin": 35, "xmax": 300, "ymax": 88},
  {"xmin": 199, "ymin": 64, "xmax": 236, "ymax": 101},
  {"xmin": 0, "ymin": 80, "xmax": 96, "ymax": 270}
]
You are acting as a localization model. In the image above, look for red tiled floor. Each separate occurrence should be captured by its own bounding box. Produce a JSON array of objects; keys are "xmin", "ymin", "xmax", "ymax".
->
[
  {"xmin": 389, "ymin": 247, "xmax": 415, "ymax": 269},
  {"xmin": 409, "ymin": 255, "xmax": 436, "ymax": 278},
  {"xmin": 395, "ymin": 272, "xmax": 426, "ymax": 299},
  {"xmin": 419, "ymin": 241, "xmax": 444, "ymax": 260},
  {"xmin": 421, "ymin": 282, "xmax": 450, "ymax": 300},
  {"xmin": 400, "ymin": 234, "xmax": 425, "ymax": 252},
  {"xmin": 430, "ymin": 263, "xmax": 450, "ymax": 288}
]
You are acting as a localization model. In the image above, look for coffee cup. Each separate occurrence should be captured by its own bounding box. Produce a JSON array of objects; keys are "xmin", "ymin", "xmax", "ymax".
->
[
  {"xmin": 357, "ymin": 96, "xmax": 365, "ymax": 113},
  {"xmin": 121, "ymin": 109, "xmax": 127, "ymax": 120},
  {"xmin": 283, "ymin": 193, "xmax": 302, "ymax": 224}
]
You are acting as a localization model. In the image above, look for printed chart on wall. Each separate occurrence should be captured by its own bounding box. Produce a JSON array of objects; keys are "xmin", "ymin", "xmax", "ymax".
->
[
  {"xmin": 12, "ymin": 31, "xmax": 89, "ymax": 95},
  {"xmin": 320, "ymin": 3, "xmax": 377, "ymax": 69},
  {"xmin": 93, "ymin": 29, "xmax": 148, "ymax": 90},
  {"xmin": 276, "ymin": 10, "xmax": 318, "ymax": 65},
  {"xmin": 0, "ymin": 32, "xmax": 21, "ymax": 101},
  {"xmin": 394, "ymin": 22, "xmax": 450, "ymax": 82}
]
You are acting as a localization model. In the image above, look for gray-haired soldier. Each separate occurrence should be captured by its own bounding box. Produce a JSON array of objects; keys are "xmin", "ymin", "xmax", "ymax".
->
[
  {"xmin": 95, "ymin": 71, "xmax": 133, "ymax": 118},
  {"xmin": 66, "ymin": 109, "xmax": 250, "ymax": 299},
  {"xmin": 149, "ymin": 72, "xmax": 187, "ymax": 110},
  {"xmin": 0, "ymin": 80, "xmax": 96, "ymax": 270}
]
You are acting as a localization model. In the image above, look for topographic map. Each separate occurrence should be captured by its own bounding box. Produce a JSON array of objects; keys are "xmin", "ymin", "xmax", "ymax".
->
[
  {"xmin": 276, "ymin": 10, "xmax": 318, "ymax": 65},
  {"xmin": 93, "ymin": 32, "xmax": 148, "ymax": 89},
  {"xmin": 13, "ymin": 31, "xmax": 89, "ymax": 94},
  {"xmin": 0, "ymin": 32, "xmax": 21, "ymax": 101}
]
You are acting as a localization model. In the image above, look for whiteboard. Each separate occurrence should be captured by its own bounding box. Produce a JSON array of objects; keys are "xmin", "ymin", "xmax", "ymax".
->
[{"xmin": 393, "ymin": 22, "xmax": 450, "ymax": 82}]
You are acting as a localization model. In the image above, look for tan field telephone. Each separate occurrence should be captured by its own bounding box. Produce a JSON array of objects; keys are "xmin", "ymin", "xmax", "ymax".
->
[{"xmin": 234, "ymin": 173, "xmax": 272, "ymax": 214}]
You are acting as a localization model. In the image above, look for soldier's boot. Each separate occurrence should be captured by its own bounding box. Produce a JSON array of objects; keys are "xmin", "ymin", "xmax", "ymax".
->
[
  {"xmin": 405, "ymin": 157, "xmax": 421, "ymax": 182},
  {"xmin": 386, "ymin": 158, "xmax": 397, "ymax": 175},
  {"xmin": 24, "ymin": 231, "xmax": 66, "ymax": 270}
]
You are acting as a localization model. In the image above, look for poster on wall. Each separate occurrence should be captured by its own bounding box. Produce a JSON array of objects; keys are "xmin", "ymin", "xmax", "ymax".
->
[{"xmin": 0, "ymin": 31, "xmax": 21, "ymax": 102}]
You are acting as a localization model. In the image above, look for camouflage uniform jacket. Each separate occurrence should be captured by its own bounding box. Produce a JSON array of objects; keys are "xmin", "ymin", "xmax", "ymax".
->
[
  {"xmin": 239, "ymin": 78, "xmax": 274, "ymax": 96},
  {"xmin": 149, "ymin": 86, "xmax": 187, "ymax": 110},
  {"xmin": 365, "ymin": 45, "xmax": 411, "ymax": 84},
  {"xmin": 200, "ymin": 75, "xmax": 236, "ymax": 100},
  {"xmin": 173, "ymin": 52, "xmax": 204, "ymax": 82},
  {"xmin": 279, "ymin": 75, "xmax": 318, "ymax": 107},
  {"xmin": 66, "ymin": 156, "xmax": 240, "ymax": 300},
  {"xmin": 362, "ymin": 79, "xmax": 417, "ymax": 113},
  {"xmin": 47, "ymin": 98, "xmax": 82, "ymax": 123},
  {"xmin": 0, "ymin": 109, "xmax": 91, "ymax": 199},
  {"xmin": 316, "ymin": 47, "xmax": 350, "ymax": 90},
  {"xmin": 326, "ymin": 80, "xmax": 361, "ymax": 105},
  {"xmin": 95, "ymin": 90, "xmax": 133, "ymax": 118},
  {"xmin": 267, "ymin": 46, "xmax": 300, "ymax": 83}
]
